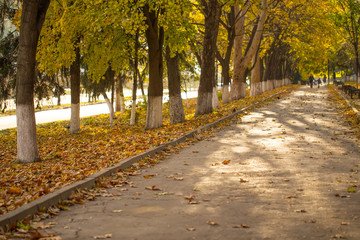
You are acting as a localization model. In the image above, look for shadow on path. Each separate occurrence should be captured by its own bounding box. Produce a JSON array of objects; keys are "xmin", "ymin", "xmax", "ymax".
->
[{"xmin": 42, "ymin": 86, "xmax": 360, "ymax": 240}]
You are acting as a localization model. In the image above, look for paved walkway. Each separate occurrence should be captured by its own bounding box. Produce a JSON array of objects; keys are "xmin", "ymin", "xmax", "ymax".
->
[
  {"xmin": 0, "ymin": 91, "xmax": 198, "ymax": 130},
  {"xmin": 40, "ymin": 86, "xmax": 360, "ymax": 239}
]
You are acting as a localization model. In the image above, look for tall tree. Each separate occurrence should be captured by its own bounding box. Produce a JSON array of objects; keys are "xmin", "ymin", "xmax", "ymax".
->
[
  {"xmin": 165, "ymin": 47, "xmax": 185, "ymax": 124},
  {"xmin": 70, "ymin": 40, "xmax": 81, "ymax": 133},
  {"xmin": 231, "ymin": 0, "xmax": 268, "ymax": 100},
  {"xmin": 101, "ymin": 66, "xmax": 116, "ymax": 127},
  {"xmin": 195, "ymin": 0, "xmax": 221, "ymax": 116},
  {"xmin": 144, "ymin": 4, "xmax": 164, "ymax": 129},
  {"xmin": 250, "ymin": 51, "xmax": 262, "ymax": 95},
  {"xmin": 231, "ymin": 2, "xmax": 249, "ymax": 100},
  {"xmin": 334, "ymin": 0, "xmax": 360, "ymax": 88},
  {"xmin": 16, "ymin": 0, "xmax": 50, "ymax": 163},
  {"xmin": 215, "ymin": 5, "xmax": 235, "ymax": 104},
  {"xmin": 115, "ymin": 73, "xmax": 126, "ymax": 114},
  {"xmin": 0, "ymin": 32, "xmax": 17, "ymax": 112},
  {"xmin": 130, "ymin": 31, "xmax": 140, "ymax": 126}
]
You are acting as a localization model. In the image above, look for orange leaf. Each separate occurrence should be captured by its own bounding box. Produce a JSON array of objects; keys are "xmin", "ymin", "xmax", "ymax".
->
[
  {"xmin": 8, "ymin": 187, "xmax": 21, "ymax": 194},
  {"xmin": 222, "ymin": 160, "xmax": 231, "ymax": 165}
]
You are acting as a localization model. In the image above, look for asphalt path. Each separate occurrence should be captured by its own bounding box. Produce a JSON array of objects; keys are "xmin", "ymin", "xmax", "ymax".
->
[{"xmin": 38, "ymin": 86, "xmax": 360, "ymax": 239}]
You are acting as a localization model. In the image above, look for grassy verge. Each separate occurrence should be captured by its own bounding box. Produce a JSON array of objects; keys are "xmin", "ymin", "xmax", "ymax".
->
[{"xmin": 327, "ymin": 84, "xmax": 360, "ymax": 139}]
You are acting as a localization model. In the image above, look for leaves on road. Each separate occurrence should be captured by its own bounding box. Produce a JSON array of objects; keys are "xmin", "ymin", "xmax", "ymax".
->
[
  {"xmin": 0, "ymin": 86, "xmax": 294, "ymax": 215},
  {"xmin": 206, "ymin": 220, "xmax": 219, "ymax": 226},
  {"xmin": 145, "ymin": 186, "xmax": 161, "ymax": 191},
  {"xmin": 93, "ymin": 233, "xmax": 112, "ymax": 239},
  {"xmin": 232, "ymin": 224, "xmax": 250, "ymax": 228}
]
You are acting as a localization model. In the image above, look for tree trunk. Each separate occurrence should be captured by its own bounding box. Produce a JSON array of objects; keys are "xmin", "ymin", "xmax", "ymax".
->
[
  {"xmin": 102, "ymin": 92, "xmax": 114, "ymax": 127},
  {"xmin": 111, "ymin": 78, "xmax": 115, "ymax": 105},
  {"xmin": 195, "ymin": 0, "xmax": 221, "ymax": 116},
  {"xmin": 138, "ymin": 63, "xmax": 148, "ymax": 104},
  {"xmin": 221, "ymin": 62, "xmax": 230, "ymax": 104},
  {"xmin": 231, "ymin": 3, "xmax": 247, "ymax": 100},
  {"xmin": 139, "ymin": 75, "xmax": 147, "ymax": 103},
  {"xmin": 115, "ymin": 74, "xmax": 125, "ymax": 114},
  {"xmin": 70, "ymin": 42, "xmax": 81, "ymax": 134},
  {"xmin": 355, "ymin": 42, "xmax": 359, "ymax": 89},
  {"xmin": 144, "ymin": 5, "xmax": 164, "ymax": 129},
  {"xmin": 130, "ymin": 31, "xmax": 139, "ymax": 126},
  {"xmin": 231, "ymin": 0, "xmax": 268, "ymax": 100},
  {"xmin": 217, "ymin": 6, "xmax": 235, "ymax": 104},
  {"xmin": 250, "ymin": 53, "xmax": 261, "ymax": 96},
  {"xmin": 212, "ymin": 62, "xmax": 220, "ymax": 108},
  {"xmin": 16, "ymin": 0, "xmax": 50, "ymax": 163},
  {"xmin": 166, "ymin": 46, "xmax": 185, "ymax": 124}
]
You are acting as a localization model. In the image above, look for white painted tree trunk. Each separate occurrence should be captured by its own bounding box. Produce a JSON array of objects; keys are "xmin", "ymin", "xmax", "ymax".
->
[
  {"xmin": 120, "ymin": 96, "xmax": 125, "ymax": 114},
  {"xmin": 222, "ymin": 84, "xmax": 230, "ymax": 104},
  {"xmin": 250, "ymin": 54, "xmax": 261, "ymax": 96},
  {"xmin": 102, "ymin": 92, "xmax": 114, "ymax": 127},
  {"xmin": 130, "ymin": 100, "xmax": 136, "ymax": 126},
  {"xmin": 212, "ymin": 86, "xmax": 220, "ymax": 109},
  {"xmin": 17, "ymin": 104, "xmax": 40, "ymax": 162},
  {"xmin": 195, "ymin": 92, "xmax": 213, "ymax": 116},
  {"xmin": 145, "ymin": 96, "xmax": 162, "ymax": 129},
  {"xmin": 70, "ymin": 103, "xmax": 80, "ymax": 134},
  {"xmin": 169, "ymin": 94, "xmax": 185, "ymax": 124}
]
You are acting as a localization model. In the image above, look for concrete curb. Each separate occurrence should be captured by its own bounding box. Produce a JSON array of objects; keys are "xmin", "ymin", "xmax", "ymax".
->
[
  {"xmin": 333, "ymin": 86, "xmax": 360, "ymax": 118},
  {"xmin": 0, "ymin": 86, "xmax": 294, "ymax": 230}
]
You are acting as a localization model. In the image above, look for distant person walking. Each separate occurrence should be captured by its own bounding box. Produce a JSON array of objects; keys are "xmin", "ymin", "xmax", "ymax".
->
[
  {"xmin": 309, "ymin": 74, "xmax": 315, "ymax": 88},
  {"xmin": 323, "ymin": 75, "xmax": 327, "ymax": 85},
  {"xmin": 317, "ymin": 78, "xmax": 321, "ymax": 88}
]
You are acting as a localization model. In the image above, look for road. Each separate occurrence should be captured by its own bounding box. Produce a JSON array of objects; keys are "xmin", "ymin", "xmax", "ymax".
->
[
  {"xmin": 38, "ymin": 86, "xmax": 360, "ymax": 239},
  {"xmin": 0, "ymin": 91, "xmax": 197, "ymax": 130}
]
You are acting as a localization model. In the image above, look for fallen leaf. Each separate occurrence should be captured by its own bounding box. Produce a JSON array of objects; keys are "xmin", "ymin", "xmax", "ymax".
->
[
  {"xmin": 347, "ymin": 187, "xmax": 356, "ymax": 193},
  {"xmin": 173, "ymin": 177, "xmax": 184, "ymax": 181},
  {"xmin": 192, "ymin": 151, "xmax": 199, "ymax": 153},
  {"xmin": 186, "ymin": 227, "xmax": 196, "ymax": 231},
  {"xmin": 206, "ymin": 220, "xmax": 219, "ymax": 226},
  {"xmin": 239, "ymin": 178, "xmax": 248, "ymax": 183},
  {"xmin": 112, "ymin": 210, "xmax": 123, "ymax": 213},
  {"xmin": 210, "ymin": 162, "xmax": 221, "ymax": 166},
  {"xmin": 341, "ymin": 222, "xmax": 349, "ymax": 225},
  {"xmin": 7, "ymin": 187, "xmax": 21, "ymax": 194},
  {"xmin": 232, "ymin": 224, "xmax": 250, "ymax": 228},
  {"xmin": 144, "ymin": 174, "xmax": 156, "ymax": 179},
  {"xmin": 93, "ymin": 233, "xmax": 112, "ymax": 239},
  {"xmin": 286, "ymin": 195, "xmax": 297, "ymax": 199},
  {"xmin": 145, "ymin": 186, "xmax": 161, "ymax": 191},
  {"xmin": 188, "ymin": 200, "xmax": 200, "ymax": 204},
  {"xmin": 222, "ymin": 160, "xmax": 231, "ymax": 165},
  {"xmin": 32, "ymin": 222, "xmax": 54, "ymax": 229},
  {"xmin": 184, "ymin": 195, "xmax": 196, "ymax": 200},
  {"xmin": 295, "ymin": 209, "xmax": 307, "ymax": 213}
]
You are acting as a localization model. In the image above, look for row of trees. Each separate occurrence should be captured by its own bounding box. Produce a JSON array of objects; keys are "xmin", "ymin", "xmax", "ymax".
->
[{"xmin": 0, "ymin": 0, "xmax": 355, "ymax": 163}]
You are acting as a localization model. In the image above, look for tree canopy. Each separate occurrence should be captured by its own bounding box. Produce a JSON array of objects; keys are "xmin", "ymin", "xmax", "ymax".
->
[{"xmin": 0, "ymin": 0, "xmax": 357, "ymax": 163}]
